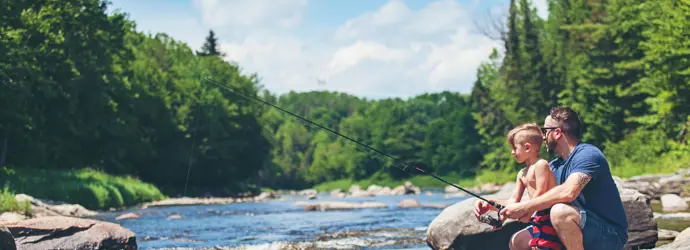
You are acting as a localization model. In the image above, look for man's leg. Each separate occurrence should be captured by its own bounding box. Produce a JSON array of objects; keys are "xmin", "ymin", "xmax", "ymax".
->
[
  {"xmin": 550, "ymin": 203, "xmax": 584, "ymax": 250},
  {"xmin": 509, "ymin": 228, "xmax": 532, "ymax": 250}
]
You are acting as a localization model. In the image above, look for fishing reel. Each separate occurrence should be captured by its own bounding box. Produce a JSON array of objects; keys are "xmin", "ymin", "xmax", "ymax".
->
[{"xmin": 478, "ymin": 202, "xmax": 504, "ymax": 229}]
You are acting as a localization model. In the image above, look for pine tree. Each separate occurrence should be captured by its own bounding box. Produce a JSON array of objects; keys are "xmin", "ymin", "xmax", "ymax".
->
[{"xmin": 197, "ymin": 30, "xmax": 226, "ymax": 57}]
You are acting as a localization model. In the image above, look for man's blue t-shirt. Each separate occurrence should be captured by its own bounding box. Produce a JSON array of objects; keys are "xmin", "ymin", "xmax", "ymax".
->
[{"xmin": 549, "ymin": 142, "xmax": 629, "ymax": 234}]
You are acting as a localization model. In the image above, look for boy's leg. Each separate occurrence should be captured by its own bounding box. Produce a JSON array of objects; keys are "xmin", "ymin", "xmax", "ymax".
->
[{"xmin": 509, "ymin": 228, "xmax": 533, "ymax": 250}]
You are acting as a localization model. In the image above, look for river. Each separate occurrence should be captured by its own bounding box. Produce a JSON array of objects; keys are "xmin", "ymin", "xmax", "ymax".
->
[{"xmin": 94, "ymin": 190, "xmax": 471, "ymax": 249}]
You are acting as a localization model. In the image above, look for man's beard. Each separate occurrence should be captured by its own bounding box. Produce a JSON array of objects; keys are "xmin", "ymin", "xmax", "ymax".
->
[{"xmin": 546, "ymin": 138, "xmax": 558, "ymax": 153}]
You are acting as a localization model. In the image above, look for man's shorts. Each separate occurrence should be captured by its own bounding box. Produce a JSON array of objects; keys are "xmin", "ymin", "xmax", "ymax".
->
[{"xmin": 579, "ymin": 205, "xmax": 627, "ymax": 250}]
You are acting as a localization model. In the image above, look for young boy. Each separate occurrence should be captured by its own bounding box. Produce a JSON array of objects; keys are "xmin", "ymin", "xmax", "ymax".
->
[{"xmin": 473, "ymin": 123, "xmax": 564, "ymax": 250}]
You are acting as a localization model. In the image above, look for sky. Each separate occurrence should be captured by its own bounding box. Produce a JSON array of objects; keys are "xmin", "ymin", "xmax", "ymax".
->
[{"xmin": 107, "ymin": 0, "xmax": 548, "ymax": 99}]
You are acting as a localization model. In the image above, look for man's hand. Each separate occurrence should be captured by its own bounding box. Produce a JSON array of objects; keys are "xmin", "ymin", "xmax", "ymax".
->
[
  {"xmin": 499, "ymin": 202, "xmax": 529, "ymax": 220},
  {"xmin": 474, "ymin": 199, "xmax": 492, "ymax": 219}
]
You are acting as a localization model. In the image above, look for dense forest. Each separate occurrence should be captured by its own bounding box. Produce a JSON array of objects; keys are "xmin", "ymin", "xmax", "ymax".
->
[{"xmin": 1, "ymin": 0, "xmax": 689, "ymax": 199}]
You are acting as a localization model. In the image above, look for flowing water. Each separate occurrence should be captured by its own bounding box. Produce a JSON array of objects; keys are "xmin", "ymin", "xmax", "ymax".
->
[{"xmin": 94, "ymin": 190, "xmax": 471, "ymax": 250}]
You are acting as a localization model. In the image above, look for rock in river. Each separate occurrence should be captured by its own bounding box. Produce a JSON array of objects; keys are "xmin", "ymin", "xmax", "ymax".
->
[
  {"xmin": 425, "ymin": 183, "xmax": 658, "ymax": 250},
  {"xmin": 1, "ymin": 216, "xmax": 137, "ymax": 250}
]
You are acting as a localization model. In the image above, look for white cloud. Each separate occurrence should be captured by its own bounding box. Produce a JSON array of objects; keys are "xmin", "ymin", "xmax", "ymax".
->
[
  {"xmin": 212, "ymin": 0, "xmax": 503, "ymax": 99},
  {"xmin": 192, "ymin": 0, "xmax": 308, "ymax": 30},
  {"xmin": 108, "ymin": 0, "xmax": 554, "ymax": 99}
]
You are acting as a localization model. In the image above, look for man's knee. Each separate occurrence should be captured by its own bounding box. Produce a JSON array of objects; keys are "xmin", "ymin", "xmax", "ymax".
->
[{"xmin": 550, "ymin": 203, "xmax": 580, "ymax": 227}]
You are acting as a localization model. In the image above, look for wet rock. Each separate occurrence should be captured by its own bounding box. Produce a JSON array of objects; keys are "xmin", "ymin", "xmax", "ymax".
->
[
  {"xmin": 0, "ymin": 226, "xmax": 15, "ymax": 250},
  {"xmin": 398, "ymin": 199, "xmax": 421, "ymax": 208},
  {"xmin": 307, "ymin": 194, "xmax": 318, "ymax": 200},
  {"xmin": 2, "ymin": 216, "xmax": 136, "ymax": 250},
  {"xmin": 296, "ymin": 201, "xmax": 387, "ymax": 211},
  {"xmin": 167, "ymin": 214, "xmax": 183, "ymax": 220},
  {"xmin": 115, "ymin": 212, "xmax": 140, "ymax": 220},
  {"xmin": 662, "ymin": 194, "xmax": 689, "ymax": 212}
]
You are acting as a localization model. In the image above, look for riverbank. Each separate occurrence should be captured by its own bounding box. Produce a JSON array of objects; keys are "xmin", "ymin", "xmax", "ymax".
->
[
  {"xmin": 0, "ymin": 167, "xmax": 689, "ymax": 249},
  {"xmin": 0, "ymin": 167, "xmax": 166, "ymax": 211}
]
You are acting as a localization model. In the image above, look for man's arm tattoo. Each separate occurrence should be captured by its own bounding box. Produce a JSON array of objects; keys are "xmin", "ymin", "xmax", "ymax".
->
[{"xmin": 575, "ymin": 173, "xmax": 592, "ymax": 188}]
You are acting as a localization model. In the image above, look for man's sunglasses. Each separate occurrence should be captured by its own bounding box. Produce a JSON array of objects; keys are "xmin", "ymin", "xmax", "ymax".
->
[{"xmin": 541, "ymin": 127, "xmax": 559, "ymax": 135}]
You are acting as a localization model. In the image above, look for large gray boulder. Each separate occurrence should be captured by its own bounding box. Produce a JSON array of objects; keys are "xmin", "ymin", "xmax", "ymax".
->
[
  {"xmin": 621, "ymin": 188, "xmax": 658, "ymax": 249},
  {"xmin": 2, "ymin": 216, "xmax": 136, "ymax": 250},
  {"xmin": 425, "ymin": 183, "xmax": 530, "ymax": 250},
  {"xmin": 425, "ymin": 183, "xmax": 657, "ymax": 250}
]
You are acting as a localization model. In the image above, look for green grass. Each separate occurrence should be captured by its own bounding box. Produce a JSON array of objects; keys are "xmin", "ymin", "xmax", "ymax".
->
[
  {"xmin": 0, "ymin": 167, "xmax": 166, "ymax": 211},
  {"xmin": 312, "ymin": 168, "xmax": 518, "ymax": 192},
  {"xmin": 610, "ymin": 149, "xmax": 690, "ymax": 179},
  {"xmin": 0, "ymin": 185, "xmax": 31, "ymax": 215}
]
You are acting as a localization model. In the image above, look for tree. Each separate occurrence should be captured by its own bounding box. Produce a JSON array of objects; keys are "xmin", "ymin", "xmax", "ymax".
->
[{"xmin": 197, "ymin": 30, "xmax": 226, "ymax": 57}]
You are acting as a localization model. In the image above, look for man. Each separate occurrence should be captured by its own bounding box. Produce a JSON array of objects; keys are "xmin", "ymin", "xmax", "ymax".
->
[{"xmin": 499, "ymin": 107, "xmax": 629, "ymax": 250}]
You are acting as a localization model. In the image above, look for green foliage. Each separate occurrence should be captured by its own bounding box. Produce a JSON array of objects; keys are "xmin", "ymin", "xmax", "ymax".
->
[
  {"xmin": 0, "ymin": 167, "xmax": 165, "ymax": 210},
  {"xmin": 0, "ymin": 185, "xmax": 32, "ymax": 215},
  {"xmin": 1, "ymin": 0, "xmax": 689, "ymax": 199}
]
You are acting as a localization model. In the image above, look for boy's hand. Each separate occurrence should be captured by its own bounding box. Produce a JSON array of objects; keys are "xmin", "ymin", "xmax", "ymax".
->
[{"xmin": 473, "ymin": 199, "xmax": 492, "ymax": 219}]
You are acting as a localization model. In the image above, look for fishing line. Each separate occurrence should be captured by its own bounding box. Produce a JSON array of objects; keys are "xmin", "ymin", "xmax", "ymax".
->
[
  {"xmin": 183, "ymin": 88, "xmax": 203, "ymax": 197},
  {"xmin": 200, "ymin": 77, "xmax": 504, "ymax": 213}
]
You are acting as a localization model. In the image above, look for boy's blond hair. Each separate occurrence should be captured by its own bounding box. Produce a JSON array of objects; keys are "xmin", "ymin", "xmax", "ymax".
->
[{"xmin": 507, "ymin": 123, "xmax": 543, "ymax": 148}]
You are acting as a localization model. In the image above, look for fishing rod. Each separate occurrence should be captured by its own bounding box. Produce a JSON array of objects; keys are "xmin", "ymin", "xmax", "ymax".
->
[{"xmin": 201, "ymin": 77, "xmax": 505, "ymax": 226}]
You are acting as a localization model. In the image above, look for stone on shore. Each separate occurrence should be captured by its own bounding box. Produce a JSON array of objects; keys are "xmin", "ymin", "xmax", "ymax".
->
[
  {"xmin": 1, "ymin": 216, "xmax": 136, "ymax": 250},
  {"xmin": 661, "ymin": 194, "xmax": 689, "ymax": 213},
  {"xmin": 15, "ymin": 194, "xmax": 97, "ymax": 218}
]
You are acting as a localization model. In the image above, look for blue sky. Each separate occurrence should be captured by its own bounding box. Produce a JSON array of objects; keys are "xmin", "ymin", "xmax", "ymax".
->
[{"xmin": 108, "ymin": 0, "xmax": 547, "ymax": 99}]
